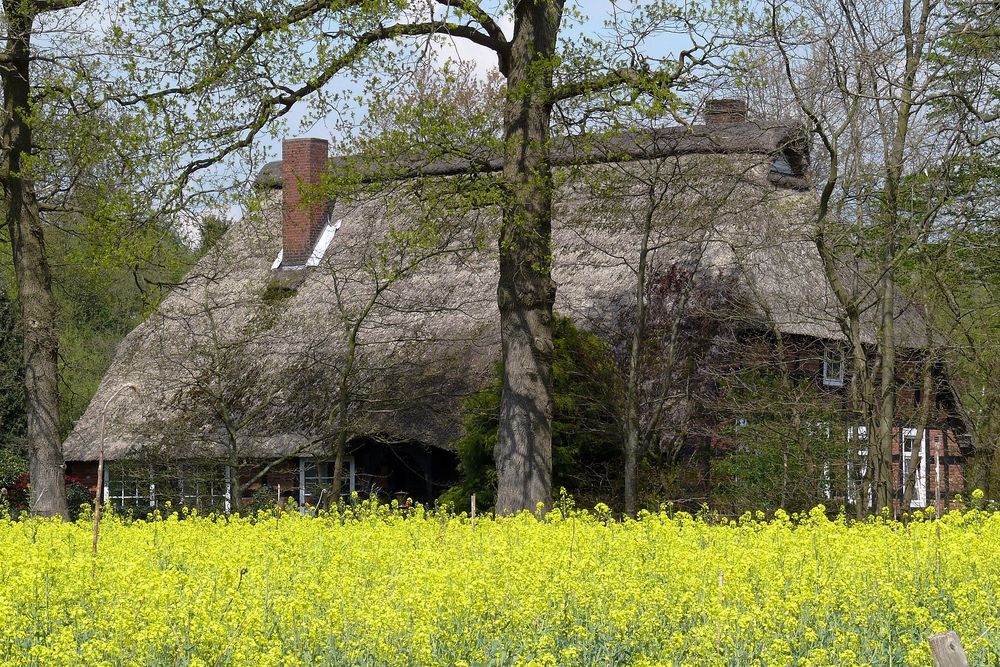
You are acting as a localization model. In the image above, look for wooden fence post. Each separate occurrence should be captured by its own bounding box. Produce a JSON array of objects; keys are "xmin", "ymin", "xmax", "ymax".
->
[
  {"xmin": 929, "ymin": 631, "xmax": 969, "ymax": 667},
  {"xmin": 471, "ymin": 494, "xmax": 476, "ymax": 530}
]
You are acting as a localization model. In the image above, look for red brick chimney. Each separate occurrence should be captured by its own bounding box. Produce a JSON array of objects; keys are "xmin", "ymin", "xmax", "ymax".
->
[
  {"xmin": 704, "ymin": 99, "xmax": 748, "ymax": 126},
  {"xmin": 281, "ymin": 138, "xmax": 330, "ymax": 267}
]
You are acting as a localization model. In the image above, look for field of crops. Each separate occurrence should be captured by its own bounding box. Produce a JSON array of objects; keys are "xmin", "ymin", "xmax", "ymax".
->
[{"xmin": 1, "ymin": 501, "xmax": 998, "ymax": 667}]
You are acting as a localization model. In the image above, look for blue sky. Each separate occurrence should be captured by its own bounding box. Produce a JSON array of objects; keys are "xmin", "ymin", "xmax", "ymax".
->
[{"xmin": 260, "ymin": 1, "xmax": 694, "ymax": 164}]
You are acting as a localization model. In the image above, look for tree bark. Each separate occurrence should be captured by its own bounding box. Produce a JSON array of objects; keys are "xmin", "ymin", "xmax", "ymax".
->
[
  {"xmin": 874, "ymin": 269, "xmax": 896, "ymax": 513},
  {"xmin": 329, "ymin": 319, "xmax": 359, "ymax": 503},
  {"xmin": 493, "ymin": 2, "xmax": 563, "ymax": 514},
  {"xmin": 622, "ymin": 194, "xmax": 652, "ymax": 518},
  {"xmin": 873, "ymin": 0, "xmax": 926, "ymax": 514},
  {"xmin": 902, "ymin": 364, "xmax": 933, "ymax": 509},
  {"xmin": 623, "ymin": 429, "xmax": 640, "ymax": 516},
  {"xmin": 329, "ymin": 375, "xmax": 350, "ymax": 504},
  {"xmin": 1, "ymin": 1, "xmax": 68, "ymax": 518}
]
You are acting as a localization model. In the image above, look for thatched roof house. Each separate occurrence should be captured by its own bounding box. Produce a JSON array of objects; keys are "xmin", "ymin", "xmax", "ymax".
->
[{"xmin": 63, "ymin": 100, "xmax": 958, "ymax": 511}]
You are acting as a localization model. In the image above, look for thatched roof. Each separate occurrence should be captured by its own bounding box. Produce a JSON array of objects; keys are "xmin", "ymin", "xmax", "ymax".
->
[
  {"xmin": 254, "ymin": 122, "xmax": 810, "ymax": 189},
  {"xmin": 63, "ymin": 120, "xmax": 924, "ymax": 462}
]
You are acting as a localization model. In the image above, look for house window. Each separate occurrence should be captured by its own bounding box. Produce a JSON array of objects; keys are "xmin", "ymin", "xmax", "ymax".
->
[
  {"xmin": 901, "ymin": 428, "xmax": 927, "ymax": 507},
  {"xmin": 175, "ymin": 464, "xmax": 230, "ymax": 513},
  {"xmin": 847, "ymin": 426, "xmax": 868, "ymax": 505},
  {"xmin": 104, "ymin": 463, "xmax": 232, "ymax": 513},
  {"xmin": 823, "ymin": 346, "xmax": 845, "ymax": 387},
  {"xmin": 821, "ymin": 461, "xmax": 832, "ymax": 500},
  {"xmin": 103, "ymin": 463, "xmax": 155, "ymax": 510},
  {"xmin": 772, "ymin": 156, "xmax": 794, "ymax": 176},
  {"xmin": 299, "ymin": 457, "xmax": 355, "ymax": 507},
  {"xmin": 811, "ymin": 421, "xmax": 834, "ymax": 499}
]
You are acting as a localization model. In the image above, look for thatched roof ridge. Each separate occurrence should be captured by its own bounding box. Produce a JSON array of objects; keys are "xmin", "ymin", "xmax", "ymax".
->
[{"xmin": 255, "ymin": 121, "xmax": 809, "ymax": 189}]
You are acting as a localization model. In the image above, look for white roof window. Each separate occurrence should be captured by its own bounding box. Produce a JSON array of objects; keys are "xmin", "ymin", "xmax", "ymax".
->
[{"xmin": 272, "ymin": 218, "xmax": 342, "ymax": 270}]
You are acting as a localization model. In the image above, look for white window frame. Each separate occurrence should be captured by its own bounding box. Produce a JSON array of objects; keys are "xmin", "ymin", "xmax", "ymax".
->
[
  {"xmin": 103, "ymin": 464, "xmax": 155, "ymax": 509},
  {"xmin": 935, "ymin": 433, "xmax": 943, "ymax": 505},
  {"xmin": 104, "ymin": 463, "xmax": 233, "ymax": 512},
  {"xmin": 901, "ymin": 427, "xmax": 927, "ymax": 507},
  {"xmin": 224, "ymin": 465, "xmax": 232, "ymax": 514},
  {"xmin": 176, "ymin": 465, "xmax": 230, "ymax": 512},
  {"xmin": 847, "ymin": 426, "xmax": 869, "ymax": 505},
  {"xmin": 823, "ymin": 345, "xmax": 845, "ymax": 387},
  {"xmin": 813, "ymin": 421, "xmax": 834, "ymax": 499},
  {"xmin": 298, "ymin": 456, "xmax": 355, "ymax": 507}
]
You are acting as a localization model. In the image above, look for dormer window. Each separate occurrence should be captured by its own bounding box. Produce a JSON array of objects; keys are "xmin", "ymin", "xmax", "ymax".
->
[
  {"xmin": 823, "ymin": 345, "xmax": 845, "ymax": 387},
  {"xmin": 772, "ymin": 156, "xmax": 794, "ymax": 176}
]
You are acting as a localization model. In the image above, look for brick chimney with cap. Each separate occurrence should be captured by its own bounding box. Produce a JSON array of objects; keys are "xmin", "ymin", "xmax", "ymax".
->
[
  {"xmin": 704, "ymin": 99, "xmax": 748, "ymax": 126},
  {"xmin": 281, "ymin": 137, "xmax": 330, "ymax": 267}
]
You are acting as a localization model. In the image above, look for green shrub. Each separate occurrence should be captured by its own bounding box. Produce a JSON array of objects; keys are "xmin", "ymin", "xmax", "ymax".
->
[
  {"xmin": 0, "ymin": 448, "xmax": 27, "ymax": 490},
  {"xmin": 442, "ymin": 314, "xmax": 623, "ymax": 510}
]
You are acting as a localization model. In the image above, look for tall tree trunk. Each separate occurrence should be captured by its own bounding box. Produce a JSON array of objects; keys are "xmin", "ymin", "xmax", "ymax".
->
[
  {"xmin": 874, "ymin": 268, "xmax": 896, "ymax": 513},
  {"xmin": 493, "ymin": 2, "xmax": 563, "ymax": 514},
  {"xmin": 623, "ymin": 428, "xmax": 640, "ymax": 516},
  {"xmin": 873, "ymin": 0, "xmax": 925, "ymax": 514},
  {"xmin": 224, "ymin": 417, "xmax": 241, "ymax": 513},
  {"xmin": 228, "ymin": 461, "xmax": 241, "ymax": 514},
  {"xmin": 622, "ymin": 193, "xmax": 653, "ymax": 518},
  {"xmin": 902, "ymin": 361, "xmax": 933, "ymax": 509},
  {"xmin": 329, "ymin": 330, "xmax": 356, "ymax": 502},
  {"xmin": 1, "ymin": 2, "xmax": 68, "ymax": 518}
]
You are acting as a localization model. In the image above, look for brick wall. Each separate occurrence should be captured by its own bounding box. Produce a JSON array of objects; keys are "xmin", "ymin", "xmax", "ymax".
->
[{"xmin": 281, "ymin": 138, "xmax": 330, "ymax": 266}]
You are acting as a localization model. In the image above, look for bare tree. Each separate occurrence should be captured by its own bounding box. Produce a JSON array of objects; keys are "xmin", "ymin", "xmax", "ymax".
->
[
  {"xmin": 569, "ymin": 134, "xmax": 771, "ymax": 514},
  {"xmin": 308, "ymin": 186, "xmax": 489, "ymax": 502},
  {"xmin": 747, "ymin": 0, "xmax": 987, "ymax": 513}
]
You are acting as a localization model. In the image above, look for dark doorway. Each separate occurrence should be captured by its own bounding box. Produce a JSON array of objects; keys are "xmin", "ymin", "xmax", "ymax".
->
[{"xmin": 351, "ymin": 439, "xmax": 458, "ymax": 505}]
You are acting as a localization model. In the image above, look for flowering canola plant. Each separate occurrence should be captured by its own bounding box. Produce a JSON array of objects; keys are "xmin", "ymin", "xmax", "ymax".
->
[{"xmin": 1, "ymin": 501, "xmax": 998, "ymax": 667}]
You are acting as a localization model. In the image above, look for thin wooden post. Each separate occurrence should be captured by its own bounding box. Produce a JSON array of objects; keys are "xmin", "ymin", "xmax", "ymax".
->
[
  {"xmin": 935, "ymin": 448, "xmax": 942, "ymax": 514},
  {"xmin": 92, "ymin": 383, "xmax": 138, "ymax": 575},
  {"xmin": 929, "ymin": 631, "xmax": 969, "ymax": 667},
  {"xmin": 315, "ymin": 488, "xmax": 325, "ymax": 513},
  {"xmin": 91, "ymin": 446, "xmax": 105, "ymax": 565},
  {"xmin": 471, "ymin": 494, "xmax": 476, "ymax": 530}
]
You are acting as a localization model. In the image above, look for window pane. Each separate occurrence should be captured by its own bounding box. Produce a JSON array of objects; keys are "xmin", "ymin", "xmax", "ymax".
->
[
  {"xmin": 301, "ymin": 459, "xmax": 352, "ymax": 504},
  {"xmin": 105, "ymin": 463, "xmax": 152, "ymax": 509}
]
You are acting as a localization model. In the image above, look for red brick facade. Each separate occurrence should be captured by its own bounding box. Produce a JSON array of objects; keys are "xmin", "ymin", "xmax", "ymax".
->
[
  {"xmin": 701, "ymin": 331, "xmax": 969, "ymax": 513},
  {"xmin": 890, "ymin": 427, "xmax": 965, "ymax": 513},
  {"xmin": 281, "ymin": 138, "xmax": 330, "ymax": 266}
]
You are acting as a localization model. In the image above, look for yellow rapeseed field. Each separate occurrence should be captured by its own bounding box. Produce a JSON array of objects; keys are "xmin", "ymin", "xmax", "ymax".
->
[{"xmin": 1, "ymin": 499, "xmax": 998, "ymax": 667}]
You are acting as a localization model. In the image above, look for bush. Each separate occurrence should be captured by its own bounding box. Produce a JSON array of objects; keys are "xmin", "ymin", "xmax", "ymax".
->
[
  {"xmin": 65, "ymin": 477, "xmax": 95, "ymax": 520},
  {"xmin": 0, "ymin": 448, "xmax": 27, "ymax": 490},
  {"xmin": 0, "ymin": 453, "xmax": 95, "ymax": 518},
  {"xmin": 443, "ymin": 314, "xmax": 622, "ymax": 510},
  {"xmin": 243, "ymin": 484, "xmax": 279, "ymax": 514}
]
